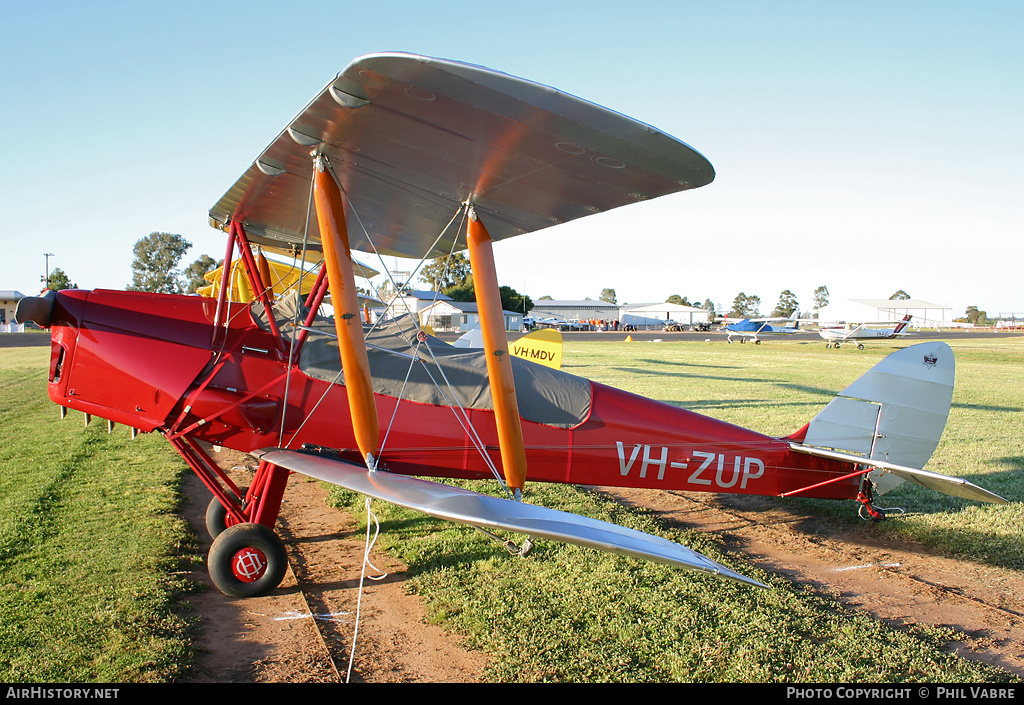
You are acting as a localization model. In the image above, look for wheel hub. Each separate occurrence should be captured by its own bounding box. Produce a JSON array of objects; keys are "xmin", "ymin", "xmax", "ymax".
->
[{"xmin": 231, "ymin": 547, "xmax": 268, "ymax": 582}]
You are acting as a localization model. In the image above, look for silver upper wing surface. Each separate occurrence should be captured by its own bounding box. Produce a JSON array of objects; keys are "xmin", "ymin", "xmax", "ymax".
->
[{"xmin": 209, "ymin": 53, "xmax": 715, "ymax": 259}]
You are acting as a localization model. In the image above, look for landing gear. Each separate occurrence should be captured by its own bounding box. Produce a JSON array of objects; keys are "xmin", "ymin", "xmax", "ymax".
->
[
  {"xmin": 208, "ymin": 522, "xmax": 288, "ymax": 598},
  {"xmin": 856, "ymin": 493, "xmax": 886, "ymax": 521},
  {"xmin": 205, "ymin": 488, "xmax": 246, "ymax": 539},
  {"xmin": 855, "ymin": 479, "xmax": 888, "ymax": 521},
  {"xmin": 857, "ymin": 343, "xmax": 865, "ymax": 350}
]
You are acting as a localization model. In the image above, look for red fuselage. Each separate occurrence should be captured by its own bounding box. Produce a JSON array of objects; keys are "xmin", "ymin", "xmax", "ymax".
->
[{"xmin": 43, "ymin": 288, "xmax": 857, "ymax": 501}]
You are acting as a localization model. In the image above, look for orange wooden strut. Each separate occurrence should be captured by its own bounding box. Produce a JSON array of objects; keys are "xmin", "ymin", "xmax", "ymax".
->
[
  {"xmin": 257, "ymin": 253, "xmax": 275, "ymax": 299},
  {"xmin": 466, "ymin": 207, "xmax": 528, "ymax": 492},
  {"xmin": 312, "ymin": 157, "xmax": 380, "ymax": 465}
]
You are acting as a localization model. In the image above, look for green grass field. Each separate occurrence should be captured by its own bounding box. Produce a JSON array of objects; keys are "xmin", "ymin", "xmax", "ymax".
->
[
  {"xmin": 0, "ymin": 346, "xmax": 198, "ymax": 683},
  {"xmin": 1, "ymin": 335, "xmax": 1021, "ymax": 682}
]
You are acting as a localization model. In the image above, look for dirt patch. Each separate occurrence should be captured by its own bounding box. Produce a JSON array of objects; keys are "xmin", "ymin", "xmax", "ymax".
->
[
  {"xmin": 177, "ymin": 449, "xmax": 1022, "ymax": 682},
  {"xmin": 177, "ymin": 446, "xmax": 487, "ymax": 683}
]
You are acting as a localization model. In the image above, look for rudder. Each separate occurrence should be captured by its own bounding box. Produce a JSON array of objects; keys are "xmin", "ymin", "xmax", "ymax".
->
[{"xmin": 800, "ymin": 342, "xmax": 955, "ymax": 493}]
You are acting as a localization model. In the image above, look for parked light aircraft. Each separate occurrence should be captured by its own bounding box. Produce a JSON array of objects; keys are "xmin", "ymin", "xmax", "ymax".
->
[
  {"xmin": 16, "ymin": 54, "xmax": 1007, "ymax": 600},
  {"xmin": 723, "ymin": 312, "xmax": 803, "ymax": 344},
  {"xmin": 523, "ymin": 316, "xmax": 567, "ymax": 331},
  {"xmin": 819, "ymin": 314, "xmax": 914, "ymax": 349}
]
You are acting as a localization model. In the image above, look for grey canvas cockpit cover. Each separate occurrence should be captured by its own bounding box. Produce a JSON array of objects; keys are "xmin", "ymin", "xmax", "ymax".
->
[{"xmin": 253, "ymin": 297, "xmax": 591, "ymax": 428}]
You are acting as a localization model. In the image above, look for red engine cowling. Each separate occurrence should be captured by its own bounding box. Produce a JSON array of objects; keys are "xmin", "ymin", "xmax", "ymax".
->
[{"xmin": 47, "ymin": 290, "xmax": 217, "ymax": 431}]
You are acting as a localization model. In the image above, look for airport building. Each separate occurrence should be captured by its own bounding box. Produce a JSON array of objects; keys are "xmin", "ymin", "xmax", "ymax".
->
[
  {"xmin": 0, "ymin": 291, "xmax": 26, "ymax": 332},
  {"xmin": 418, "ymin": 300, "xmax": 522, "ymax": 332},
  {"xmin": 531, "ymin": 299, "xmax": 710, "ymax": 329}
]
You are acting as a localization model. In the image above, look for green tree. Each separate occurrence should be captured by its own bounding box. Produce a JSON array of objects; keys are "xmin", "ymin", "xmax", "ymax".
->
[
  {"xmin": 182, "ymin": 255, "xmax": 219, "ymax": 294},
  {"xmin": 46, "ymin": 267, "xmax": 77, "ymax": 291},
  {"xmin": 599, "ymin": 288, "xmax": 617, "ymax": 305},
  {"xmin": 772, "ymin": 289, "xmax": 799, "ymax": 317},
  {"xmin": 730, "ymin": 292, "xmax": 760, "ymax": 318},
  {"xmin": 443, "ymin": 277, "xmax": 532, "ymax": 313},
  {"xmin": 499, "ymin": 286, "xmax": 533, "ymax": 314},
  {"xmin": 128, "ymin": 232, "xmax": 192, "ymax": 294},
  {"xmin": 812, "ymin": 285, "xmax": 829, "ymax": 314},
  {"xmin": 443, "ymin": 278, "xmax": 475, "ymax": 303},
  {"xmin": 890, "ymin": 289, "xmax": 911, "ymax": 300},
  {"xmin": 964, "ymin": 306, "xmax": 988, "ymax": 325},
  {"xmin": 419, "ymin": 253, "xmax": 471, "ymax": 292}
]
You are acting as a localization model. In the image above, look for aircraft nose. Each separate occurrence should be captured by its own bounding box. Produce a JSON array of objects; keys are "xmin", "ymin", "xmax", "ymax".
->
[{"xmin": 15, "ymin": 290, "xmax": 56, "ymax": 327}]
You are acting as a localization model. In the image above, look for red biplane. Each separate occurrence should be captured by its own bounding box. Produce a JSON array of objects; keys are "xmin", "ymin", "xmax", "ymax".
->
[{"xmin": 17, "ymin": 53, "xmax": 1007, "ymax": 598}]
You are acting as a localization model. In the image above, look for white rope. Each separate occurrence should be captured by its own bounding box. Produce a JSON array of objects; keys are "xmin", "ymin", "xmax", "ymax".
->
[{"xmin": 346, "ymin": 496, "xmax": 387, "ymax": 683}]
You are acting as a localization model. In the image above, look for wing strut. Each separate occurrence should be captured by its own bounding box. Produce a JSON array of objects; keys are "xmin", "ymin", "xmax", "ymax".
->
[
  {"xmin": 466, "ymin": 206, "xmax": 528, "ymax": 494},
  {"xmin": 312, "ymin": 154, "xmax": 380, "ymax": 466}
]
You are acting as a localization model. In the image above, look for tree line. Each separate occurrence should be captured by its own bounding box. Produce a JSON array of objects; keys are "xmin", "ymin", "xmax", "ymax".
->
[
  {"xmin": 418, "ymin": 253, "xmax": 532, "ymax": 313},
  {"xmin": 37, "ymin": 236, "xmax": 998, "ymax": 326}
]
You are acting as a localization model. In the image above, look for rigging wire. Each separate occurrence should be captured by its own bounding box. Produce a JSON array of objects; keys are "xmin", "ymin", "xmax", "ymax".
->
[{"xmin": 279, "ymin": 166, "xmax": 317, "ymax": 443}]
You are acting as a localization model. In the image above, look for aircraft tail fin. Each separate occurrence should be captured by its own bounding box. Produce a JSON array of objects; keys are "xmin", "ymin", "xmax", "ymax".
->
[
  {"xmin": 510, "ymin": 328, "xmax": 563, "ymax": 369},
  {"xmin": 894, "ymin": 314, "xmax": 913, "ymax": 335},
  {"xmin": 793, "ymin": 342, "xmax": 958, "ymax": 496}
]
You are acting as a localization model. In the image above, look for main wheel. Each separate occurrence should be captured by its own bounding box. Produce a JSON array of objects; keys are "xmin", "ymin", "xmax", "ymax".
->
[
  {"xmin": 205, "ymin": 488, "xmax": 246, "ymax": 539},
  {"xmin": 208, "ymin": 522, "xmax": 287, "ymax": 598}
]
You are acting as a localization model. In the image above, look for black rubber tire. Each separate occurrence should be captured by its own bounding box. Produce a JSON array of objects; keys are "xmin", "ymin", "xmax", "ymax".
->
[
  {"xmin": 204, "ymin": 488, "xmax": 245, "ymax": 539},
  {"xmin": 208, "ymin": 522, "xmax": 287, "ymax": 598}
]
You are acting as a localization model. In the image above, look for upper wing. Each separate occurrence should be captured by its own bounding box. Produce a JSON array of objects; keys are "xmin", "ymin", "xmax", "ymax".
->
[{"xmin": 209, "ymin": 53, "xmax": 715, "ymax": 259}]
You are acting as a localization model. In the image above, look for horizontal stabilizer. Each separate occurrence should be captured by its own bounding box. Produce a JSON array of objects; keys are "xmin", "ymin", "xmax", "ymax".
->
[
  {"xmin": 255, "ymin": 448, "xmax": 765, "ymax": 587},
  {"xmin": 790, "ymin": 443, "xmax": 1008, "ymax": 505}
]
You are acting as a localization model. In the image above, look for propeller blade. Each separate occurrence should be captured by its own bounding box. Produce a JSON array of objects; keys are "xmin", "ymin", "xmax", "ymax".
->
[{"xmin": 15, "ymin": 290, "xmax": 56, "ymax": 327}]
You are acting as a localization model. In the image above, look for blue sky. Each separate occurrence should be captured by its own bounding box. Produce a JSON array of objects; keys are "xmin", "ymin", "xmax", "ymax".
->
[{"xmin": 3, "ymin": 1, "xmax": 1022, "ymax": 318}]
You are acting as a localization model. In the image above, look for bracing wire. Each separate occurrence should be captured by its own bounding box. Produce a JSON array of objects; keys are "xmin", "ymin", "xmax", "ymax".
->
[
  {"xmin": 279, "ymin": 166, "xmax": 317, "ymax": 443},
  {"xmin": 285, "ymin": 172, "xmax": 510, "ymax": 491}
]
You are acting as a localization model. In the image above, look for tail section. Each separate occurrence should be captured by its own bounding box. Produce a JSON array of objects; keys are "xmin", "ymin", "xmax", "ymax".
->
[
  {"xmin": 792, "ymin": 342, "xmax": 1005, "ymax": 504},
  {"xmin": 510, "ymin": 328, "xmax": 563, "ymax": 369},
  {"xmin": 803, "ymin": 341, "xmax": 954, "ymax": 472},
  {"xmin": 893, "ymin": 314, "xmax": 913, "ymax": 335}
]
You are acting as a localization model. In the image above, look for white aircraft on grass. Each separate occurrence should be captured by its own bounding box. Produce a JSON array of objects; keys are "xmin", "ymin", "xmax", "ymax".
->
[{"xmin": 818, "ymin": 314, "xmax": 914, "ymax": 349}]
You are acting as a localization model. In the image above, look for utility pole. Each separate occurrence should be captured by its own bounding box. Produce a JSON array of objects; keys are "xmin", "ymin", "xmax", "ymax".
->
[{"xmin": 42, "ymin": 253, "xmax": 54, "ymax": 290}]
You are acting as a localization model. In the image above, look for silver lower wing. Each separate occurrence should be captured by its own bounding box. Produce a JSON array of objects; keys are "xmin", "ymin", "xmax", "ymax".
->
[
  {"xmin": 789, "ymin": 443, "xmax": 1008, "ymax": 505},
  {"xmin": 255, "ymin": 448, "xmax": 765, "ymax": 588}
]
